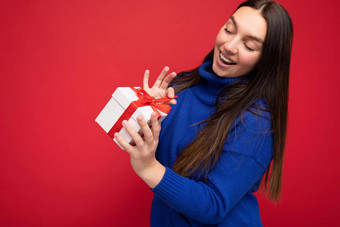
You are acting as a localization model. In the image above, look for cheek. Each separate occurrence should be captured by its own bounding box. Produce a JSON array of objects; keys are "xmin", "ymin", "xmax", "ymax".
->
[
  {"xmin": 214, "ymin": 30, "xmax": 225, "ymax": 47},
  {"xmin": 239, "ymin": 53, "xmax": 260, "ymax": 69}
]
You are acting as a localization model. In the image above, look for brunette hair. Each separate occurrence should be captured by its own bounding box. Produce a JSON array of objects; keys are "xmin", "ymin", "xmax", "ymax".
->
[{"xmin": 171, "ymin": 0, "xmax": 293, "ymax": 202}]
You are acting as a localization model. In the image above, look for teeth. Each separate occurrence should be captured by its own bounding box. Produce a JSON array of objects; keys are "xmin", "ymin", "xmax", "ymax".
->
[{"xmin": 220, "ymin": 52, "xmax": 234, "ymax": 64}]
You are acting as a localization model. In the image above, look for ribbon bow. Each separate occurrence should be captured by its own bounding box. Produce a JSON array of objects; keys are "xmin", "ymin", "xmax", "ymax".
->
[{"xmin": 108, "ymin": 87, "xmax": 176, "ymax": 139}]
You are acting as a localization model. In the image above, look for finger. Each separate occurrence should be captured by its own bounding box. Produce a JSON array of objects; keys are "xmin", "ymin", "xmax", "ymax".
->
[
  {"xmin": 114, "ymin": 132, "xmax": 134, "ymax": 153},
  {"xmin": 143, "ymin": 69, "xmax": 150, "ymax": 90},
  {"xmin": 122, "ymin": 120, "xmax": 144, "ymax": 148},
  {"xmin": 154, "ymin": 66, "xmax": 169, "ymax": 88},
  {"xmin": 165, "ymin": 99, "xmax": 177, "ymax": 105},
  {"xmin": 160, "ymin": 72, "xmax": 177, "ymax": 90},
  {"xmin": 166, "ymin": 87, "xmax": 177, "ymax": 105},
  {"xmin": 137, "ymin": 115, "xmax": 154, "ymax": 145},
  {"xmin": 167, "ymin": 87, "xmax": 175, "ymax": 98},
  {"xmin": 150, "ymin": 112, "xmax": 161, "ymax": 141}
]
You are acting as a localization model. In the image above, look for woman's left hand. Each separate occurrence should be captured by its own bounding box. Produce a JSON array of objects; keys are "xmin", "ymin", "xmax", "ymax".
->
[
  {"xmin": 143, "ymin": 66, "xmax": 177, "ymax": 105},
  {"xmin": 114, "ymin": 112, "xmax": 166, "ymax": 188}
]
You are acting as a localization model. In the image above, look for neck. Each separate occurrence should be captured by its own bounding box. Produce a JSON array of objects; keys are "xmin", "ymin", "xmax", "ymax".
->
[{"xmin": 191, "ymin": 60, "xmax": 241, "ymax": 105}]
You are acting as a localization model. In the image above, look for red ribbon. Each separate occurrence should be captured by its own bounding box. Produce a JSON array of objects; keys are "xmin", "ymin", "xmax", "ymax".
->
[{"xmin": 108, "ymin": 87, "xmax": 176, "ymax": 138}]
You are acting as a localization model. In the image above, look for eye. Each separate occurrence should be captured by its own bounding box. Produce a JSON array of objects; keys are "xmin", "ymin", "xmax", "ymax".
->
[
  {"xmin": 244, "ymin": 42, "xmax": 255, "ymax": 51},
  {"xmin": 224, "ymin": 28, "xmax": 233, "ymax": 34}
]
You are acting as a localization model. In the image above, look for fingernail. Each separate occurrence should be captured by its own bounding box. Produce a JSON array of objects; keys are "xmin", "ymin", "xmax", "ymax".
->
[
  {"xmin": 152, "ymin": 112, "xmax": 157, "ymax": 118},
  {"xmin": 114, "ymin": 133, "xmax": 119, "ymax": 138},
  {"xmin": 122, "ymin": 120, "xmax": 128, "ymax": 126},
  {"xmin": 137, "ymin": 115, "xmax": 143, "ymax": 122}
]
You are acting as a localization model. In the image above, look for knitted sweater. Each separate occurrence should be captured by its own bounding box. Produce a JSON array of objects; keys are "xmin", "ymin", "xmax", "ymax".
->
[{"xmin": 150, "ymin": 60, "xmax": 273, "ymax": 226}]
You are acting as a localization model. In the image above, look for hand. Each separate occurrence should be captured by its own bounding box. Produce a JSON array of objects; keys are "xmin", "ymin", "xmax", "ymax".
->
[
  {"xmin": 114, "ymin": 112, "xmax": 165, "ymax": 188},
  {"xmin": 143, "ymin": 66, "xmax": 177, "ymax": 105}
]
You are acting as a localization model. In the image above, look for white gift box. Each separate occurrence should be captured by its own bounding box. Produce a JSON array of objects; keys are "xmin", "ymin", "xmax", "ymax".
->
[{"xmin": 95, "ymin": 87, "xmax": 168, "ymax": 149}]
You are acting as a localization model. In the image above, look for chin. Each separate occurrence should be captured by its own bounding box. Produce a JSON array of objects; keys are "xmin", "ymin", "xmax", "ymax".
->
[
  {"xmin": 212, "ymin": 63, "xmax": 228, "ymax": 77},
  {"xmin": 212, "ymin": 64, "xmax": 221, "ymax": 76}
]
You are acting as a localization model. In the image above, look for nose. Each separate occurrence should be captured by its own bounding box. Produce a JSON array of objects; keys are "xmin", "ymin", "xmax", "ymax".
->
[{"xmin": 224, "ymin": 37, "xmax": 238, "ymax": 55}]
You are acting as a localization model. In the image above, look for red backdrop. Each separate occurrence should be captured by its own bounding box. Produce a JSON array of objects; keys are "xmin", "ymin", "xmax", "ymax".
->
[{"xmin": 1, "ymin": 0, "xmax": 339, "ymax": 226}]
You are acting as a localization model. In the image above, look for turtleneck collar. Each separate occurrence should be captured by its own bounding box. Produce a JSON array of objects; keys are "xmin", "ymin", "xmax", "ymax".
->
[{"xmin": 191, "ymin": 60, "xmax": 240, "ymax": 106}]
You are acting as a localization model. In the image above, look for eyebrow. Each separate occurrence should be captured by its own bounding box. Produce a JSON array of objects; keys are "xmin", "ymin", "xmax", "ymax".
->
[{"xmin": 230, "ymin": 16, "xmax": 264, "ymax": 44}]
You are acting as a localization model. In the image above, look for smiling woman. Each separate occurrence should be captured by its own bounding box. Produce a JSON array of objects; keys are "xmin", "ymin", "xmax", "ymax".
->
[
  {"xmin": 114, "ymin": 0, "xmax": 293, "ymax": 226},
  {"xmin": 213, "ymin": 6, "xmax": 267, "ymax": 78}
]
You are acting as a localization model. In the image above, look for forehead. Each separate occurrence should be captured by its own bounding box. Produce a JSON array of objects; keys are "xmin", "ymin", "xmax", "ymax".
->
[{"xmin": 231, "ymin": 6, "xmax": 267, "ymax": 41}]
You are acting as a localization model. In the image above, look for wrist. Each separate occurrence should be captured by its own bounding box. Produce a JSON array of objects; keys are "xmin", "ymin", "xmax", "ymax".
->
[{"xmin": 136, "ymin": 160, "xmax": 166, "ymax": 189}]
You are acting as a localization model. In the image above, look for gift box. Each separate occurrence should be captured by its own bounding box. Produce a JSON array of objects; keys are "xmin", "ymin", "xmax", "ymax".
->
[{"xmin": 95, "ymin": 87, "xmax": 173, "ymax": 149}]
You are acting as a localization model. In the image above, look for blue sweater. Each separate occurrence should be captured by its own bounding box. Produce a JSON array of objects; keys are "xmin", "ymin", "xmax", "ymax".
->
[{"xmin": 150, "ymin": 60, "xmax": 273, "ymax": 226}]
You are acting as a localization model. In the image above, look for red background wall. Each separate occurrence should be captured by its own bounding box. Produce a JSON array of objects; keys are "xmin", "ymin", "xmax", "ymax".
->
[{"xmin": 1, "ymin": 0, "xmax": 339, "ymax": 226}]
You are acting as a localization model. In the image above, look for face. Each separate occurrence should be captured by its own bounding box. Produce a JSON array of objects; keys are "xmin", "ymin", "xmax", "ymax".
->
[{"xmin": 212, "ymin": 6, "xmax": 267, "ymax": 78}]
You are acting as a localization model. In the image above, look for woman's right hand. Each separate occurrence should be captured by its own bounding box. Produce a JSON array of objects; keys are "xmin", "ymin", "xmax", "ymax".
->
[{"xmin": 143, "ymin": 66, "xmax": 177, "ymax": 105}]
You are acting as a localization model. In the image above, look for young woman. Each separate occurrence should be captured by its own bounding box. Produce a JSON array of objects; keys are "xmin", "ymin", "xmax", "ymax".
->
[{"xmin": 114, "ymin": 0, "xmax": 293, "ymax": 226}]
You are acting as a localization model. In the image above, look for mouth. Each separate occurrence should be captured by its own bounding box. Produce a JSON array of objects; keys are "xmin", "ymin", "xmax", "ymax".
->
[{"xmin": 219, "ymin": 51, "xmax": 236, "ymax": 65}]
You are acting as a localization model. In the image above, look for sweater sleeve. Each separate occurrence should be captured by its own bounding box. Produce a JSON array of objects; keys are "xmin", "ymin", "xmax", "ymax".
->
[{"xmin": 151, "ymin": 109, "xmax": 273, "ymax": 224}]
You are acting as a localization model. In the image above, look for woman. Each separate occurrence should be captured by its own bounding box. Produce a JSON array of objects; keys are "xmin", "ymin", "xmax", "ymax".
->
[{"xmin": 114, "ymin": 0, "xmax": 293, "ymax": 226}]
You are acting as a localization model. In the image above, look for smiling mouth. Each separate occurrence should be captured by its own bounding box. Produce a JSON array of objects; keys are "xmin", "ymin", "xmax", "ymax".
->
[{"xmin": 219, "ymin": 51, "xmax": 236, "ymax": 65}]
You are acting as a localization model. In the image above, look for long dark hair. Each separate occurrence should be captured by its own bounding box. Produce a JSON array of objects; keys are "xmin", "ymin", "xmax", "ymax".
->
[{"xmin": 171, "ymin": 0, "xmax": 293, "ymax": 202}]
